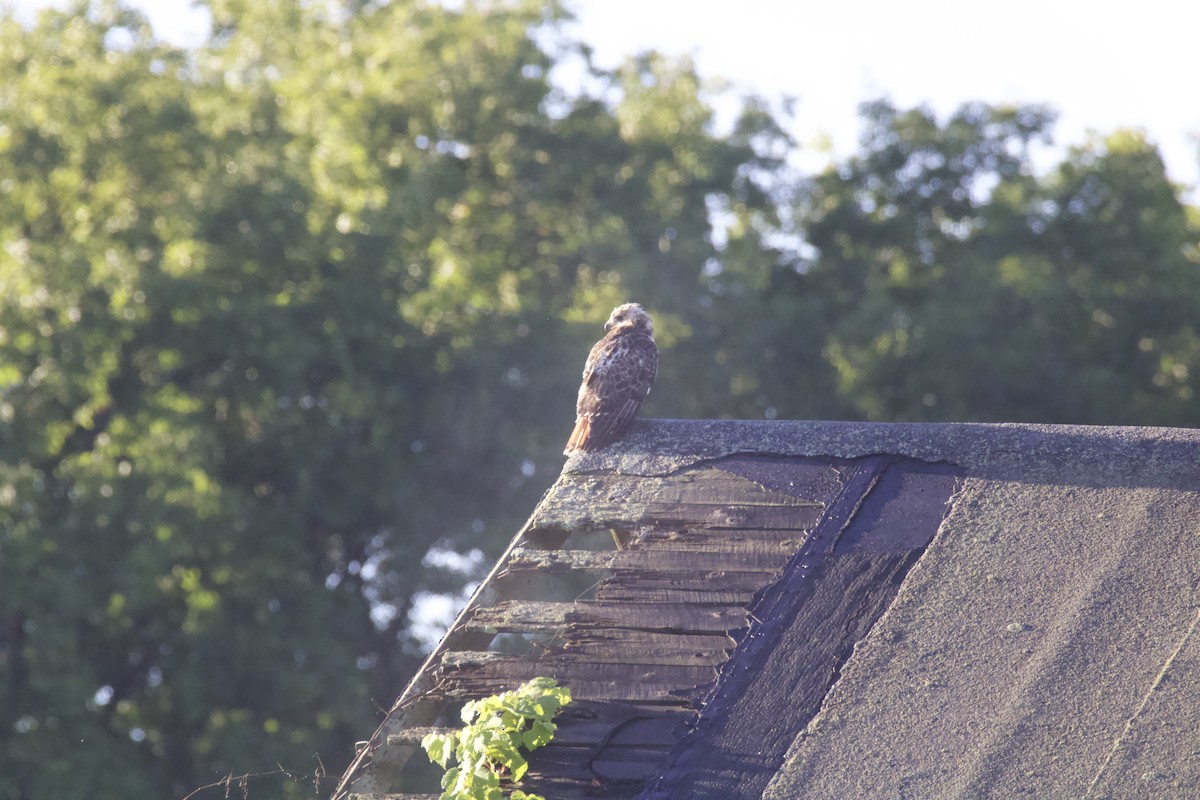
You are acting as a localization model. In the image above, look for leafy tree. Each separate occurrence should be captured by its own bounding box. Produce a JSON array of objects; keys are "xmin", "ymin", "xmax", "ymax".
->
[
  {"xmin": 0, "ymin": 1, "xmax": 784, "ymax": 797},
  {"xmin": 754, "ymin": 99, "xmax": 1200, "ymax": 425}
]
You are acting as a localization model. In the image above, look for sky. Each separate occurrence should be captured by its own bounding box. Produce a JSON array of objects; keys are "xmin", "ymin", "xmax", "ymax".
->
[
  {"xmin": 10, "ymin": 0, "xmax": 1199, "ymax": 195},
  {"xmin": 8, "ymin": 0, "xmax": 1200, "ymax": 194},
  {"xmin": 563, "ymin": 0, "xmax": 1200, "ymax": 194}
]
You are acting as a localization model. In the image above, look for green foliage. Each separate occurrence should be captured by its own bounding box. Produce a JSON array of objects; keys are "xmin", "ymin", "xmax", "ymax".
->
[
  {"xmin": 421, "ymin": 677, "xmax": 571, "ymax": 800},
  {"xmin": 753, "ymin": 99, "xmax": 1200, "ymax": 426},
  {"xmin": 0, "ymin": 1, "xmax": 779, "ymax": 797}
]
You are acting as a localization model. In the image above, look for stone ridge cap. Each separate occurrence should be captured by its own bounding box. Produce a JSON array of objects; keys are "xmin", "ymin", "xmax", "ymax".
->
[{"xmin": 561, "ymin": 418, "xmax": 1200, "ymax": 486}]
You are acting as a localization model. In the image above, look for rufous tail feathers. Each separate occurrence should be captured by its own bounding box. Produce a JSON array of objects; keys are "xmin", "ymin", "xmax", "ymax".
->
[{"xmin": 564, "ymin": 416, "xmax": 591, "ymax": 454}]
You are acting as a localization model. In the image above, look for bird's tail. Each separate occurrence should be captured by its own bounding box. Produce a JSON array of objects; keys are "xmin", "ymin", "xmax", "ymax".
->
[{"xmin": 564, "ymin": 416, "xmax": 590, "ymax": 454}]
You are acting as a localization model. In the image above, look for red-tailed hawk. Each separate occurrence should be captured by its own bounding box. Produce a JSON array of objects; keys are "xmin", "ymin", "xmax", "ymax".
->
[{"xmin": 564, "ymin": 303, "xmax": 658, "ymax": 455}]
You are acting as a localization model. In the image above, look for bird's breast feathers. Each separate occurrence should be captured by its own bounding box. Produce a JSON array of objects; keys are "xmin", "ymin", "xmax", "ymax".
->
[{"xmin": 586, "ymin": 334, "xmax": 655, "ymax": 391}]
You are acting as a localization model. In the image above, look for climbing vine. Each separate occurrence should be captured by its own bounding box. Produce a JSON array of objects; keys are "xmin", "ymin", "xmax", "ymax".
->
[{"xmin": 422, "ymin": 677, "xmax": 572, "ymax": 800}]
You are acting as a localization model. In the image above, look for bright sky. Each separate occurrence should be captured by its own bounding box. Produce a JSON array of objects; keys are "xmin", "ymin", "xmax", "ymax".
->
[
  {"xmin": 10, "ymin": 0, "xmax": 1200, "ymax": 193},
  {"xmin": 565, "ymin": 0, "xmax": 1200, "ymax": 195}
]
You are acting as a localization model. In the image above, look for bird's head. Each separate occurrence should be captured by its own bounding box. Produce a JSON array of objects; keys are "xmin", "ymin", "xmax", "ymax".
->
[{"xmin": 604, "ymin": 302, "xmax": 654, "ymax": 336}]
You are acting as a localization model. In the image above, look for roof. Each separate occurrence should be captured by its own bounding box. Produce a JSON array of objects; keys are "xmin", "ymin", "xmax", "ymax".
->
[{"xmin": 334, "ymin": 419, "xmax": 1200, "ymax": 799}]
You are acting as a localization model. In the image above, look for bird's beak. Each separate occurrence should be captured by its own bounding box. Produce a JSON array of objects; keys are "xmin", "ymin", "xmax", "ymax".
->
[{"xmin": 603, "ymin": 320, "xmax": 613, "ymax": 331}]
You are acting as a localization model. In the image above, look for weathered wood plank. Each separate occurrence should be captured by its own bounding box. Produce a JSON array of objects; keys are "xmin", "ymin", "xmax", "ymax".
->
[
  {"xmin": 588, "ymin": 585, "xmax": 758, "ymax": 605},
  {"xmin": 652, "ymin": 525, "xmax": 815, "ymax": 541},
  {"xmin": 547, "ymin": 700, "xmax": 692, "ymax": 749},
  {"xmin": 564, "ymin": 628, "xmax": 734, "ymax": 655},
  {"xmin": 553, "ymin": 698, "xmax": 692, "ymax": 734},
  {"xmin": 517, "ymin": 775, "xmax": 647, "ymax": 800},
  {"xmin": 686, "ymin": 503, "xmax": 825, "ymax": 530},
  {"xmin": 460, "ymin": 600, "xmax": 568, "ymax": 632},
  {"xmin": 593, "ymin": 570, "xmax": 779, "ymax": 595},
  {"xmin": 438, "ymin": 651, "xmax": 718, "ymax": 702},
  {"xmin": 464, "ymin": 600, "xmax": 751, "ymax": 635},
  {"xmin": 631, "ymin": 532, "xmax": 805, "ymax": 558},
  {"xmin": 517, "ymin": 742, "xmax": 673, "ymax": 800},
  {"xmin": 524, "ymin": 740, "xmax": 674, "ymax": 782},
  {"xmin": 550, "ymin": 725, "xmax": 683, "ymax": 749},
  {"xmin": 527, "ymin": 468, "xmax": 826, "ymax": 535},
  {"xmin": 383, "ymin": 714, "xmax": 687, "ymax": 750},
  {"xmin": 439, "ymin": 674, "xmax": 708, "ymax": 703},
  {"xmin": 502, "ymin": 548, "xmax": 619, "ymax": 572},
  {"xmin": 381, "ymin": 701, "xmax": 692, "ymax": 773},
  {"xmin": 561, "ymin": 636, "xmax": 733, "ymax": 666},
  {"xmin": 502, "ymin": 547, "xmax": 791, "ymax": 574},
  {"xmin": 436, "ymin": 660, "xmax": 716, "ymax": 703},
  {"xmin": 552, "ymin": 721, "xmax": 682, "ymax": 749},
  {"xmin": 443, "ymin": 632, "xmax": 731, "ymax": 668}
]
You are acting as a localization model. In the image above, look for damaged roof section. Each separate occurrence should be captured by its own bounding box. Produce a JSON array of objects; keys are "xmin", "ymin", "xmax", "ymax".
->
[
  {"xmin": 335, "ymin": 420, "xmax": 1200, "ymax": 799},
  {"xmin": 336, "ymin": 424, "xmax": 959, "ymax": 798}
]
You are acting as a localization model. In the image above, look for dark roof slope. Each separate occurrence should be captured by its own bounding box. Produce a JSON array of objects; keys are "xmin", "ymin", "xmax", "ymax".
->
[{"xmin": 335, "ymin": 420, "xmax": 1200, "ymax": 799}]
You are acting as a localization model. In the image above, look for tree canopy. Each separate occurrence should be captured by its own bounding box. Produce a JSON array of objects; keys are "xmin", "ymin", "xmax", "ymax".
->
[{"xmin": 1, "ymin": 1, "xmax": 1197, "ymax": 798}]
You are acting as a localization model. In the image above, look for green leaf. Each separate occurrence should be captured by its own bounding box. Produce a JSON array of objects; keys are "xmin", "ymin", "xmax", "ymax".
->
[
  {"xmin": 509, "ymin": 755, "xmax": 529, "ymax": 783},
  {"xmin": 423, "ymin": 732, "xmax": 454, "ymax": 769},
  {"xmin": 521, "ymin": 720, "xmax": 555, "ymax": 751}
]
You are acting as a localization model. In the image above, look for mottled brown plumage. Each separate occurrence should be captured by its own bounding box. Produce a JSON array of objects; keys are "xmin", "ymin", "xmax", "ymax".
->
[{"xmin": 564, "ymin": 303, "xmax": 658, "ymax": 454}]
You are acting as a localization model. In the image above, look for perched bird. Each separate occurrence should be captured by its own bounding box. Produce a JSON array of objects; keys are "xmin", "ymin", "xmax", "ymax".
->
[{"xmin": 564, "ymin": 302, "xmax": 659, "ymax": 455}]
